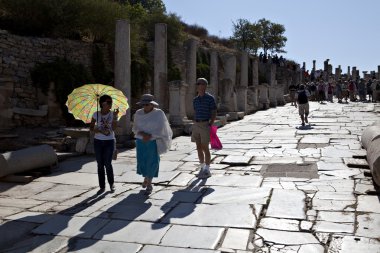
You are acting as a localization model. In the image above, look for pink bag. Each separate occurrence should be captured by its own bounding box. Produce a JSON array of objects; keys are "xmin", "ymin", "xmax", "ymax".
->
[{"xmin": 210, "ymin": 125, "xmax": 222, "ymax": 150}]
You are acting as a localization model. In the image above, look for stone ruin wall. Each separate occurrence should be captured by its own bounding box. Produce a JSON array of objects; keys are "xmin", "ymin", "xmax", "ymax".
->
[
  {"xmin": 0, "ymin": 30, "xmax": 110, "ymax": 128},
  {"xmin": 0, "ymin": 29, "xmax": 300, "ymax": 128}
]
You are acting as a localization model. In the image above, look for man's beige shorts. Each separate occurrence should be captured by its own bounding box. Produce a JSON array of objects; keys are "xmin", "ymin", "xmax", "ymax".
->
[
  {"xmin": 298, "ymin": 103, "xmax": 309, "ymax": 115},
  {"xmin": 191, "ymin": 122, "xmax": 210, "ymax": 144}
]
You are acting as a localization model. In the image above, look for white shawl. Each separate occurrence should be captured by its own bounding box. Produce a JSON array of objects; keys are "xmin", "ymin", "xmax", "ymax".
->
[{"xmin": 132, "ymin": 108, "xmax": 173, "ymax": 155}]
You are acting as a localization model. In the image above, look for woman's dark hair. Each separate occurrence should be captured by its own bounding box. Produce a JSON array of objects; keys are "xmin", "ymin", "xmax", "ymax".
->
[{"xmin": 99, "ymin": 94, "xmax": 112, "ymax": 108}]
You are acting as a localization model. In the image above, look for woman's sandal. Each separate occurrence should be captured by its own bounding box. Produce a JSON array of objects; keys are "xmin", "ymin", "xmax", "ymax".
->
[
  {"xmin": 142, "ymin": 178, "xmax": 148, "ymax": 188},
  {"xmin": 145, "ymin": 185, "xmax": 153, "ymax": 195}
]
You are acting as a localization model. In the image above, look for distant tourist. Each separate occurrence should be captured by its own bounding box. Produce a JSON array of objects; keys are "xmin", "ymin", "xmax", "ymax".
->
[{"xmin": 295, "ymin": 84, "xmax": 310, "ymax": 127}]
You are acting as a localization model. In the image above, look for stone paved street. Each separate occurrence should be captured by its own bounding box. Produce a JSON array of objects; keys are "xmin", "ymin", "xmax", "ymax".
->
[{"xmin": 1, "ymin": 101, "xmax": 380, "ymax": 253}]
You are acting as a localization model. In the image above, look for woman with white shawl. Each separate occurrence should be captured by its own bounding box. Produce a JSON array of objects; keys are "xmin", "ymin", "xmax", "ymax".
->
[{"xmin": 132, "ymin": 94, "xmax": 173, "ymax": 194}]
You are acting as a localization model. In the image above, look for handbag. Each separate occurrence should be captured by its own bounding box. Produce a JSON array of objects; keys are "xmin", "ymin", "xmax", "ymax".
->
[{"xmin": 210, "ymin": 125, "xmax": 222, "ymax": 150}]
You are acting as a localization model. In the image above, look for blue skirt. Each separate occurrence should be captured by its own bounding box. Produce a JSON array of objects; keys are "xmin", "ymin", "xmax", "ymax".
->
[{"xmin": 136, "ymin": 139, "xmax": 160, "ymax": 178}]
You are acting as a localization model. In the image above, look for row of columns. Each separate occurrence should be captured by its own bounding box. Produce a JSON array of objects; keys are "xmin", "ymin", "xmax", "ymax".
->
[{"xmin": 114, "ymin": 20, "xmax": 290, "ymax": 137}]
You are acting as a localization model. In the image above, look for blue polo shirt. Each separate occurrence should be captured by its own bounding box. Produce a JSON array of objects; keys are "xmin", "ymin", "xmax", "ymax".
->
[{"xmin": 193, "ymin": 92, "xmax": 217, "ymax": 121}]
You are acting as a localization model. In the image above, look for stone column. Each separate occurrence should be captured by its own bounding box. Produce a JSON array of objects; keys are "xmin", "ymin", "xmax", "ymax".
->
[
  {"xmin": 335, "ymin": 68, "xmax": 341, "ymax": 80},
  {"xmin": 209, "ymin": 50, "xmax": 218, "ymax": 101},
  {"xmin": 378, "ymin": 66, "xmax": 380, "ymax": 80},
  {"xmin": 312, "ymin": 60, "xmax": 316, "ymax": 71},
  {"xmin": 222, "ymin": 53, "xmax": 237, "ymax": 85},
  {"xmin": 185, "ymin": 38, "xmax": 198, "ymax": 118},
  {"xmin": 268, "ymin": 75, "xmax": 277, "ymax": 108},
  {"xmin": 347, "ymin": 66, "xmax": 351, "ymax": 78},
  {"xmin": 219, "ymin": 53, "xmax": 237, "ymax": 113},
  {"xmin": 252, "ymin": 58, "xmax": 259, "ymax": 86},
  {"xmin": 154, "ymin": 23, "xmax": 168, "ymax": 111},
  {"xmin": 168, "ymin": 80, "xmax": 188, "ymax": 126},
  {"xmin": 115, "ymin": 20, "xmax": 131, "ymax": 136},
  {"xmin": 237, "ymin": 51, "xmax": 248, "ymax": 112},
  {"xmin": 258, "ymin": 83, "xmax": 270, "ymax": 109},
  {"xmin": 324, "ymin": 59, "xmax": 329, "ymax": 72},
  {"xmin": 267, "ymin": 63, "xmax": 277, "ymax": 86},
  {"xmin": 352, "ymin": 67, "xmax": 357, "ymax": 81}
]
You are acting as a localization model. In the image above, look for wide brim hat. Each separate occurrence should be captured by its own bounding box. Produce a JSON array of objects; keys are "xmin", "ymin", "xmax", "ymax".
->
[{"xmin": 136, "ymin": 94, "xmax": 159, "ymax": 106}]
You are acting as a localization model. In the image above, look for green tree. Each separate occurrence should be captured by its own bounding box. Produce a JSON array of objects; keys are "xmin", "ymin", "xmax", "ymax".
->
[
  {"xmin": 115, "ymin": 0, "xmax": 165, "ymax": 13},
  {"xmin": 231, "ymin": 19, "xmax": 262, "ymax": 55},
  {"xmin": 257, "ymin": 18, "xmax": 287, "ymax": 55}
]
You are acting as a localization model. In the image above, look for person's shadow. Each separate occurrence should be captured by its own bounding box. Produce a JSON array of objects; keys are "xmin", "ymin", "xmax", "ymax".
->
[
  {"xmin": 66, "ymin": 189, "xmax": 151, "ymax": 251},
  {"xmin": 0, "ymin": 189, "xmax": 111, "ymax": 251},
  {"xmin": 296, "ymin": 124, "xmax": 314, "ymax": 130},
  {"xmin": 151, "ymin": 177, "xmax": 215, "ymax": 230}
]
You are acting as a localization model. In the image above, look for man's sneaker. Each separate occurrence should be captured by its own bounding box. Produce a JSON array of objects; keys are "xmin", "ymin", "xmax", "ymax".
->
[
  {"xmin": 196, "ymin": 163, "xmax": 205, "ymax": 178},
  {"xmin": 199, "ymin": 165, "xmax": 211, "ymax": 179}
]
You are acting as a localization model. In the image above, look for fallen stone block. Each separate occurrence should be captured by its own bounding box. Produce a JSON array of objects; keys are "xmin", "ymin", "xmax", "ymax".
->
[
  {"xmin": 0, "ymin": 144, "xmax": 57, "ymax": 178},
  {"xmin": 367, "ymin": 138, "xmax": 380, "ymax": 186},
  {"xmin": 361, "ymin": 125, "xmax": 380, "ymax": 149}
]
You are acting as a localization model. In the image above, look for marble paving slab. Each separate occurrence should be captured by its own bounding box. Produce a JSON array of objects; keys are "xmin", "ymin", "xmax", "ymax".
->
[
  {"xmin": 160, "ymin": 225, "xmax": 224, "ymax": 249},
  {"xmin": 161, "ymin": 203, "xmax": 257, "ymax": 228},
  {"xmin": 266, "ymin": 189, "xmax": 306, "ymax": 219}
]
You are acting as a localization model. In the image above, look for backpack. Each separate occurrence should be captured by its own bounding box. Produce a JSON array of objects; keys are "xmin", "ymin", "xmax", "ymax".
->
[{"xmin": 297, "ymin": 90, "xmax": 308, "ymax": 104}]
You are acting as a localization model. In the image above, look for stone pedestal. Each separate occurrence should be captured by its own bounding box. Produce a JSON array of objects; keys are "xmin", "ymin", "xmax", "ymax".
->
[
  {"xmin": 154, "ymin": 23, "xmax": 168, "ymax": 111},
  {"xmin": 258, "ymin": 84, "xmax": 270, "ymax": 109},
  {"xmin": 169, "ymin": 80, "xmax": 189, "ymax": 126},
  {"xmin": 236, "ymin": 86, "xmax": 247, "ymax": 112},
  {"xmin": 219, "ymin": 78, "xmax": 237, "ymax": 113},
  {"xmin": 276, "ymin": 85, "xmax": 286, "ymax": 106},
  {"xmin": 47, "ymin": 82, "xmax": 63, "ymax": 126},
  {"xmin": 115, "ymin": 20, "xmax": 131, "ymax": 137},
  {"xmin": 247, "ymin": 86, "xmax": 259, "ymax": 113},
  {"xmin": 269, "ymin": 85, "xmax": 277, "ymax": 107}
]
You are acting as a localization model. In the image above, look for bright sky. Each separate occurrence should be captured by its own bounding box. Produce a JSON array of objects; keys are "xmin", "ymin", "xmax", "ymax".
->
[{"xmin": 163, "ymin": 0, "xmax": 380, "ymax": 74}]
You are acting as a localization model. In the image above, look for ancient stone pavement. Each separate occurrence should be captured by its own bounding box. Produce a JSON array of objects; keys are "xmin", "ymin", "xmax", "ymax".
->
[{"xmin": 1, "ymin": 101, "xmax": 380, "ymax": 253}]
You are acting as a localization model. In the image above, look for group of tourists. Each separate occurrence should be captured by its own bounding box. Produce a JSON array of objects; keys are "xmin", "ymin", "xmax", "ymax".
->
[
  {"xmin": 90, "ymin": 78, "xmax": 216, "ymax": 195},
  {"xmin": 290, "ymin": 77, "xmax": 380, "ymax": 127},
  {"xmin": 291, "ymin": 78, "xmax": 380, "ymax": 104}
]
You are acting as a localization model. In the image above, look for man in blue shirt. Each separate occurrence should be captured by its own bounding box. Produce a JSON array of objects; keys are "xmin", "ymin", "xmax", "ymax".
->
[{"xmin": 191, "ymin": 78, "xmax": 217, "ymax": 178}]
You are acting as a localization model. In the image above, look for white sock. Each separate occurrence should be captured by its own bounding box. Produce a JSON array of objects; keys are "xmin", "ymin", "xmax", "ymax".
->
[{"xmin": 200, "ymin": 163, "xmax": 205, "ymax": 169}]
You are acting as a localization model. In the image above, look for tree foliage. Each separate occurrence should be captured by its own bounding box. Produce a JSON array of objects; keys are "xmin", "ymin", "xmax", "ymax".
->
[
  {"xmin": 257, "ymin": 18, "xmax": 287, "ymax": 55},
  {"xmin": 231, "ymin": 18, "xmax": 287, "ymax": 55},
  {"xmin": 231, "ymin": 19, "xmax": 262, "ymax": 54}
]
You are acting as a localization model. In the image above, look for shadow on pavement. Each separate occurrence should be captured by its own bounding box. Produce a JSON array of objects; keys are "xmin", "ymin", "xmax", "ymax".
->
[{"xmin": 151, "ymin": 177, "xmax": 215, "ymax": 230}]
